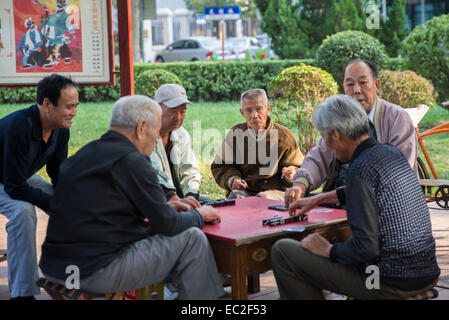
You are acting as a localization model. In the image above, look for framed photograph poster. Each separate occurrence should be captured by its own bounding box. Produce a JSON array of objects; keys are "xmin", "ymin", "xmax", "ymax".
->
[{"xmin": 0, "ymin": 0, "xmax": 114, "ymax": 86}]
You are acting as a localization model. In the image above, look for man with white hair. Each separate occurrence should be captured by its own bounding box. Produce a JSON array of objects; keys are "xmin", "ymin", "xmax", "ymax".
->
[
  {"xmin": 39, "ymin": 95, "xmax": 224, "ymax": 299},
  {"xmin": 211, "ymin": 88, "xmax": 303, "ymax": 200},
  {"xmin": 271, "ymin": 94, "xmax": 440, "ymax": 300}
]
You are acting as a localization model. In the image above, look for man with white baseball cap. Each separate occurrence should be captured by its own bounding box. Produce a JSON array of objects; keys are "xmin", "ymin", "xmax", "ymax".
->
[{"xmin": 150, "ymin": 84, "xmax": 205, "ymax": 211}]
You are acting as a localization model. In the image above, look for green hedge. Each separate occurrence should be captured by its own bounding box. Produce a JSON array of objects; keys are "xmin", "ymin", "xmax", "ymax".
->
[{"xmin": 0, "ymin": 57, "xmax": 407, "ymax": 104}]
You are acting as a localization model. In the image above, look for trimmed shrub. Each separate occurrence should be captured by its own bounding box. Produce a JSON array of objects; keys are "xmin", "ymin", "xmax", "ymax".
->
[
  {"xmin": 379, "ymin": 70, "xmax": 438, "ymax": 109},
  {"xmin": 402, "ymin": 14, "xmax": 449, "ymax": 101},
  {"xmin": 316, "ymin": 30, "xmax": 388, "ymax": 89},
  {"xmin": 268, "ymin": 64, "xmax": 339, "ymax": 154},
  {"xmin": 133, "ymin": 59, "xmax": 317, "ymax": 102},
  {"xmin": 134, "ymin": 69, "xmax": 182, "ymax": 99}
]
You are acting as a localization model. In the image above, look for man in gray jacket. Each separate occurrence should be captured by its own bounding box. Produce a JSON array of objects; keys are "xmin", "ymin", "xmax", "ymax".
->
[{"xmin": 285, "ymin": 59, "xmax": 417, "ymax": 205}]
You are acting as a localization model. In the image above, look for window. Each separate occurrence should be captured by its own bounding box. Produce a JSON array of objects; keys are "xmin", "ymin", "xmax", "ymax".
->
[
  {"xmin": 185, "ymin": 40, "xmax": 199, "ymax": 49},
  {"xmin": 172, "ymin": 40, "xmax": 185, "ymax": 50}
]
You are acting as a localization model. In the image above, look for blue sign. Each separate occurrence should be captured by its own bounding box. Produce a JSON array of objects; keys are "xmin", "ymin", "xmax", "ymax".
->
[
  {"xmin": 203, "ymin": 5, "xmax": 241, "ymax": 21},
  {"xmin": 196, "ymin": 14, "xmax": 206, "ymax": 25}
]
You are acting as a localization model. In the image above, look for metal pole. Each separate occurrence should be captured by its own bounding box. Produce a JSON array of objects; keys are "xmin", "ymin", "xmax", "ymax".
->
[
  {"xmin": 421, "ymin": 0, "xmax": 425, "ymax": 25},
  {"xmin": 221, "ymin": 20, "xmax": 225, "ymax": 61}
]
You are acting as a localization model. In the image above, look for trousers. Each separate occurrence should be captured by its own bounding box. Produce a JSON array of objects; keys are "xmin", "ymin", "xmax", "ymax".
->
[
  {"xmin": 45, "ymin": 227, "xmax": 224, "ymax": 300},
  {"xmin": 271, "ymin": 238, "xmax": 437, "ymax": 300},
  {"xmin": 0, "ymin": 174, "xmax": 53, "ymax": 298}
]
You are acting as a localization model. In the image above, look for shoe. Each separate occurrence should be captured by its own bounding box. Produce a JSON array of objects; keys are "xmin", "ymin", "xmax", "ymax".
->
[
  {"xmin": 164, "ymin": 283, "xmax": 178, "ymax": 300},
  {"xmin": 220, "ymin": 274, "xmax": 232, "ymax": 287},
  {"xmin": 10, "ymin": 296, "xmax": 35, "ymax": 300}
]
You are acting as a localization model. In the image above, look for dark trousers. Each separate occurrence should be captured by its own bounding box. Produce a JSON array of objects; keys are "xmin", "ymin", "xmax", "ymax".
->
[{"xmin": 271, "ymin": 238, "xmax": 437, "ymax": 300}]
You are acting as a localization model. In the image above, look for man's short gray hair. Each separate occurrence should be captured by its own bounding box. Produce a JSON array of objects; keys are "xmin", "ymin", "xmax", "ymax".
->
[
  {"xmin": 240, "ymin": 88, "xmax": 269, "ymax": 106},
  {"xmin": 110, "ymin": 95, "xmax": 162, "ymax": 130},
  {"xmin": 312, "ymin": 94, "xmax": 370, "ymax": 140}
]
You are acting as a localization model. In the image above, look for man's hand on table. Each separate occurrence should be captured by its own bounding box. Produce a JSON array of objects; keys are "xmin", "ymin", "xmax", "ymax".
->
[
  {"xmin": 168, "ymin": 194, "xmax": 201, "ymax": 212},
  {"xmin": 198, "ymin": 205, "xmax": 221, "ymax": 224},
  {"xmin": 301, "ymin": 233, "xmax": 332, "ymax": 259},
  {"xmin": 281, "ymin": 166, "xmax": 297, "ymax": 182},
  {"xmin": 231, "ymin": 178, "xmax": 247, "ymax": 191},
  {"xmin": 182, "ymin": 195, "xmax": 201, "ymax": 209},
  {"xmin": 284, "ymin": 182, "xmax": 307, "ymax": 208},
  {"xmin": 288, "ymin": 196, "xmax": 318, "ymax": 216},
  {"xmin": 168, "ymin": 197, "xmax": 192, "ymax": 212}
]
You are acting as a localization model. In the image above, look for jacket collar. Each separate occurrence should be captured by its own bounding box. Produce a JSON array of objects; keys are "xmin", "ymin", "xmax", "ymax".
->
[
  {"xmin": 31, "ymin": 104, "xmax": 44, "ymax": 142},
  {"xmin": 350, "ymin": 137, "xmax": 377, "ymax": 163}
]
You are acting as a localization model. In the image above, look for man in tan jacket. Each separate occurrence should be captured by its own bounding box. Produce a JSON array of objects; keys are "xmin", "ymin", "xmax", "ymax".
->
[
  {"xmin": 211, "ymin": 89, "xmax": 304, "ymax": 201},
  {"xmin": 285, "ymin": 59, "xmax": 418, "ymax": 207}
]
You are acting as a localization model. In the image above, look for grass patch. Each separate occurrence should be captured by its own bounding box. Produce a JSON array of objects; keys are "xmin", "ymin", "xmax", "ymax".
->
[{"xmin": 418, "ymin": 104, "xmax": 449, "ymax": 129}]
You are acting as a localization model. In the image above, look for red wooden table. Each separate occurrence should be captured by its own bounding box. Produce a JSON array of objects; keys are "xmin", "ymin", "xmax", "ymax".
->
[{"xmin": 202, "ymin": 197, "xmax": 351, "ymax": 300}]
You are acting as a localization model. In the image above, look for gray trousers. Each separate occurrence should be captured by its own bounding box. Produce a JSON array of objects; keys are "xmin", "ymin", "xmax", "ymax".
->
[
  {"xmin": 46, "ymin": 227, "xmax": 224, "ymax": 300},
  {"xmin": 0, "ymin": 174, "xmax": 53, "ymax": 298},
  {"xmin": 271, "ymin": 238, "xmax": 437, "ymax": 300}
]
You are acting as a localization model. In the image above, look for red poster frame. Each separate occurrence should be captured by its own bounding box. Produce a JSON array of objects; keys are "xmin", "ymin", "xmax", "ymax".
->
[{"xmin": 0, "ymin": 0, "xmax": 115, "ymax": 87}]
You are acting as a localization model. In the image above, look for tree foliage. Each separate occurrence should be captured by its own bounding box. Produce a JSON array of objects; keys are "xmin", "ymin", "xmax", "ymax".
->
[
  {"xmin": 261, "ymin": 0, "xmax": 310, "ymax": 58},
  {"xmin": 256, "ymin": 0, "xmax": 408, "ymax": 59},
  {"xmin": 259, "ymin": 0, "xmax": 370, "ymax": 59},
  {"xmin": 370, "ymin": 0, "xmax": 408, "ymax": 57},
  {"xmin": 268, "ymin": 64, "xmax": 339, "ymax": 154}
]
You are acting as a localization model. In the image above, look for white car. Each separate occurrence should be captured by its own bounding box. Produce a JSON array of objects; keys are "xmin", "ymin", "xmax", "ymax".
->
[
  {"xmin": 155, "ymin": 37, "xmax": 224, "ymax": 62},
  {"xmin": 225, "ymin": 37, "xmax": 263, "ymax": 60}
]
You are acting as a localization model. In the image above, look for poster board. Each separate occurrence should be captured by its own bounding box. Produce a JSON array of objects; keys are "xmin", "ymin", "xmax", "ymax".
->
[{"xmin": 0, "ymin": 0, "xmax": 114, "ymax": 86}]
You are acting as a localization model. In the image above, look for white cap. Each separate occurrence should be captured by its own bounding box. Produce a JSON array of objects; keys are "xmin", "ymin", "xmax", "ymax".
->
[{"xmin": 154, "ymin": 84, "xmax": 192, "ymax": 108}]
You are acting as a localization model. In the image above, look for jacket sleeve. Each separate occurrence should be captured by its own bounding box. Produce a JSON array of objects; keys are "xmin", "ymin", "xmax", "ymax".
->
[
  {"xmin": 292, "ymin": 138, "xmax": 337, "ymax": 192},
  {"xmin": 278, "ymin": 131, "xmax": 304, "ymax": 186},
  {"xmin": 46, "ymin": 129, "xmax": 69, "ymax": 186},
  {"xmin": 329, "ymin": 175, "xmax": 379, "ymax": 264},
  {"xmin": 149, "ymin": 151, "xmax": 176, "ymax": 191},
  {"xmin": 211, "ymin": 131, "xmax": 243, "ymax": 192},
  {"xmin": 174, "ymin": 133, "xmax": 201, "ymax": 196},
  {"xmin": 381, "ymin": 105, "xmax": 418, "ymax": 172},
  {"xmin": 2, "ymin": 127, "xmax": 51, "ymax": 211},
  {"xmin": 115, "ymin": 153, "xmax": 204, "ymax": 236}
]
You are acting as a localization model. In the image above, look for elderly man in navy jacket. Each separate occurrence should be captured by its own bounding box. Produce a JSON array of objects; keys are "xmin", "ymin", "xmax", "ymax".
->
[{"xmin": 0, "ymin": 74, "xmax": 78, "ymax": 300}]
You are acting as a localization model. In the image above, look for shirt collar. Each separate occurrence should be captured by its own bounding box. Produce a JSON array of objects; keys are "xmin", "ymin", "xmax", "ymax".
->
[
  {"xmin": 31, "ymin": 104, "xmax": 44, "ymax": 142},
  {"xmin": 367, "ymin": 99, "xmax": 377, "ymax": 124},
  {"xmin": 350, "ymin": 137, "xmax": 377, "ymax": 163}
]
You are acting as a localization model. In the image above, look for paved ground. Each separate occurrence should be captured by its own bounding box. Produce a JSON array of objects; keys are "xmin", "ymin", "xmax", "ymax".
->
[{"xmin": 1, "ymin": 202, "xmax": 448, "ymax": 300}]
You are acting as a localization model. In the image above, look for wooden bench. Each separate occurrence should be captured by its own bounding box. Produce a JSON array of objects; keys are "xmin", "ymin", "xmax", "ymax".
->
[
  {"xmin": 37, "ymin": 278, "xmax": 164, "ymax": 300},
  {"xmin": 0, "ymin": 249, "xmax": 6, "ymax": 263}
]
